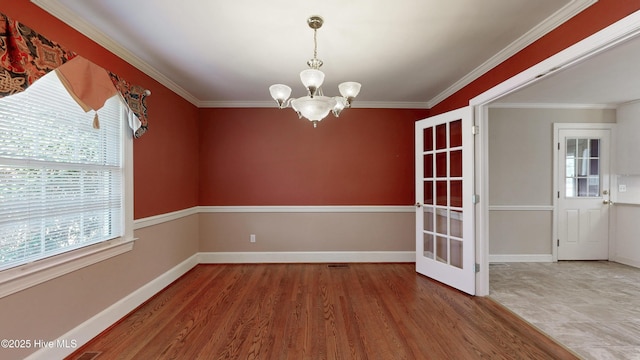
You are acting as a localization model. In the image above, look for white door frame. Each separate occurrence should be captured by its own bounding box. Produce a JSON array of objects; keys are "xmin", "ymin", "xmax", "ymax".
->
[
  {"xmin": 553, "ymin": 123, "xmax": 614, "ymax": 261},
  {"xmin": 469, "ymin": 10, "xmax": 640, "ymax": 296}
]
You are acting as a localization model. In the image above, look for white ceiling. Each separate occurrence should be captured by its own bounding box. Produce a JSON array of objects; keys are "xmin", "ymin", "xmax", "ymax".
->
[
  {"xmin": 33, "ymin": 0, "xmax": 599, "ymax": 108},
  {"xmin": 493, "ymin": 32, "xmax": 640, "ymax": 108}
]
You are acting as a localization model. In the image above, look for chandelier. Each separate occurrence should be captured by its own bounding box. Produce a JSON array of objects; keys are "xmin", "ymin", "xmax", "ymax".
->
[{"xmin": 269, "ymin": 16, "xmax": 361, "ymax": 128}]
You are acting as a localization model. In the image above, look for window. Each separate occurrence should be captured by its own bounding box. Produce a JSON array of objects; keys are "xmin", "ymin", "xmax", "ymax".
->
[
  {"xmin": 0, "ymin": 71, "xmax": 134, "ymax": 297},
  {"xmin": 565, "ymin": 137, "xmax": 601, "ymax": 197}
]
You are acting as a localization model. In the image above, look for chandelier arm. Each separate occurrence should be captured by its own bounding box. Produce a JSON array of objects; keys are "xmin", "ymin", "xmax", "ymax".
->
[{"xmin": 285, "ymin": 97, "xmax": 294, "ymax": 108}]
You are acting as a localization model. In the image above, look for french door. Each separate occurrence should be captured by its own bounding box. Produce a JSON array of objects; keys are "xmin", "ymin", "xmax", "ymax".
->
[{"xmin": 415, "ymin": 107, "xmax": 475, "ymax": 295}]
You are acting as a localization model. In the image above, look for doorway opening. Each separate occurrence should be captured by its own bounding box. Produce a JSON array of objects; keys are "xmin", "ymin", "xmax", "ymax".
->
[
  {"xmin": 472, "ymin": 9, "xmax": 640, "ymax": 296},
  {"xmin": 468, "ymin": 8, "xmax": 640, "ymax": 360}
]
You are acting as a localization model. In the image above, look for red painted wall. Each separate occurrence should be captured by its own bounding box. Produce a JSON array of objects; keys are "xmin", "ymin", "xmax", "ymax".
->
[
  {"xmin": 5, "ymin": 0, "xmax": 638, "ymax": 213},
  {"xmin": 199, "ymin": 108, "xmax": 429, "ymax": 205},
  {"xmin": 1, "ymin": 1, "xmax": 200, "ymax": 219},
  {"xmin": 432, "ymin": 0, "xmax": 640, "ymax": 115}
]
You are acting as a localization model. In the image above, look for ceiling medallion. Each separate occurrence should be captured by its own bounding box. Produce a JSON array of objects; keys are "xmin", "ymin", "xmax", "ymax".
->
[{"xmin": 269, "ymin": 16, "xmax": 361, "ymax": 127}]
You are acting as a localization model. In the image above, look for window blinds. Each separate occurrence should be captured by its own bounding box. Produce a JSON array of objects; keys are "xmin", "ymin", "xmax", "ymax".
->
[{"xmin": 0, "ymin": 72, "xmax": 124, "ymax": 271}]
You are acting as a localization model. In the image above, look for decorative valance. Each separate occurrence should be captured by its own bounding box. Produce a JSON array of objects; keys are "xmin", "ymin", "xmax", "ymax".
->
[
  {"xmin": 110, "ymin": 72, "xmax": 149, "ymax": 138},
  {"xmin": 0, "ymin": 12, "xmax": 76, "ymax": 94},
  {"xmin": 0, "ymin": 12, "xmax": 149, "ymax": 138}
]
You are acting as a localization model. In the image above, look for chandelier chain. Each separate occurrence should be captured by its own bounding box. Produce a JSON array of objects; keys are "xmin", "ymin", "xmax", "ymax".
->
[{"xmin": 313, "ymin": 28, "xmax": 318, "ymax": 61}]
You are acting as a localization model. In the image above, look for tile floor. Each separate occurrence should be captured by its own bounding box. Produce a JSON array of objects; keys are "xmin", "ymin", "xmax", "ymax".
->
[{"xmin": 490, "ymin": 261, "xmax": 640, "ymax": 360}]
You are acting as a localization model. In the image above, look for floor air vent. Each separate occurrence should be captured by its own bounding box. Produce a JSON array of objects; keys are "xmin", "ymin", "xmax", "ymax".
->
[
  {"xmin": 75, "ymin": 352, "xmax": 101, "ymax": 360},
  {"xmin": 327, "ymin": 263, "xmax": 349, "ymax": 268}
]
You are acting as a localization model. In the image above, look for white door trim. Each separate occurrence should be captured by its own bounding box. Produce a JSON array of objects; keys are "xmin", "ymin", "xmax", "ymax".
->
[
  {"xmin": 469, "ymin": 10, "xmax": 640, "ymax": 296},
  {"xmin": 553, "ymin": 123, "xmax": 615, "ymax": 261}
]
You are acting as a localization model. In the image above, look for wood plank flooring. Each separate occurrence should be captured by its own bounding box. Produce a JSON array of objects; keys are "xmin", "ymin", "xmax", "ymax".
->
[{"xmin": 67, "ymin": 263, "xmax": 579, "ymax": 359}]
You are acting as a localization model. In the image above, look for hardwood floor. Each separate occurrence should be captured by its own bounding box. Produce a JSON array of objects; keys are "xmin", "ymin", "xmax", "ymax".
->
[{"xmin": 68, "ymin": 263, "xmax": 578, "ymax": 359}]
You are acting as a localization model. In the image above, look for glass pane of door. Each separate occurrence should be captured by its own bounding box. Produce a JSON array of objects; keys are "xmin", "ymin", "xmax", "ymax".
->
[
  {"xmin": 565, "ymin": 137, "xmax": 601, "ymax": 198},
  {"xmin": 421, "ymin": 119, "xmax": 465, "ymax": 269}
]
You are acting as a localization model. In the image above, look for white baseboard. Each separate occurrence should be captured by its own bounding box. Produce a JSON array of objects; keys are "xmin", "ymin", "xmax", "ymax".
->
[
  {"xmin": 25, "ymin": 250, "xmax": 412, "ymax": 359},
  {"xmin": 198, "ymin": 251, "xmax": 416, "ymax": 264},
  {"xmin": 612, "ymin": 256, "xmax": 640, "ymax": 269},
  {"xmin": 489, "ymin": 254, "xmax": 553, "ymax": 263},
  {"xmin": 25, "ymin": 254, "xmax": 200, "ymax": 360}
]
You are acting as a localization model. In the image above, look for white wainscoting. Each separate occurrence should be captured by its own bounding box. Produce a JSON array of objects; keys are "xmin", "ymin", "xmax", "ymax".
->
[
  {"xmin": 32, "ymin": 205, "xmax": 414, "ymax": 359},
  {"xmin": 29, "ymin": 248, "xmax": 414, "ymax": 360},
  {"xmin": 133, "ymin": 207, "xmax": 200, "ymax": 229},
  {"xmin": 199, "ymin": 205, "xmax": 415, "ymax": 213},
  {"xmin": 25, "ymin": 254, "xmax": 200, "ymax": 360},
  {"xmin": 488, "ymin": 205, "xmax": 555, "ymax": 263},
  {"xmin": 134, "ymin": 205, "xmax": 414, "ymax": 230}
]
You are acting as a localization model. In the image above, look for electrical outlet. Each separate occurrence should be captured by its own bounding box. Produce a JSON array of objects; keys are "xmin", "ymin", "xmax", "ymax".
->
[
  {"xmin": 250, "ymin": 234, "xmax": 256, "ymax": 243},
  {"xmin": 619, "ymin": 184, "xmax": 627, "ymax": 192}
]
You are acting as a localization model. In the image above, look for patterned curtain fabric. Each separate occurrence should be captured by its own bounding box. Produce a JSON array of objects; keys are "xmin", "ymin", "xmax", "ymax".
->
[
  {"xmin": 109, "ymin": 73, "xmax": 148, "ymax": 138},
  {"xmin": 0, "ymin": 12, "xmax": 76, "ymax": 95},
  {"xmin": 0, "ymin": 12, "xmax": 149, "ymax": 138}
]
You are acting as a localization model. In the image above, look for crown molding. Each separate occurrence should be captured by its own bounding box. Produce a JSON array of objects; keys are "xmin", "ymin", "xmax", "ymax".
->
[
  {"xmin": 31, "ymin": 0, "xmax": 201, "ymax": 107},
  {"xmin": 489, "ymin": 102, "xmax": 616, "ymax": 110},
  {"xmin": 32, "ymin": 0, "xmax": 596, "ymax": 110},
  {"xmin": 196, "ymin": 100, "xmax": 429, "ymax": 109},
  {"xmin": 426, "ymin": 0, "xmax": 598, "ymax": 108},
  {"xmin": 341, "ymin": 101, "xmax": 430, "ymax": 109}
]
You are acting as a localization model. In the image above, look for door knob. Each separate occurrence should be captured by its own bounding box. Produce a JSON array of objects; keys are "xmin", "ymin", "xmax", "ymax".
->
[
  {"xmin": 603, "ymin": 200, "xmax": 613, "ymax": 205},
  {"xmin": 415, "ymin": 202, "xmax": 422, "ymax": 208}
]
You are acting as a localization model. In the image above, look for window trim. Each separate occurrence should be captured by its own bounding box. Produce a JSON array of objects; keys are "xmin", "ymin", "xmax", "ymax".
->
[
  {"xmin": 0, "ymin": 95, "xmax": 136, "ymax": 299},
  {"xmin": 0, "ymin": 238, "xmax": 135, "ymax": 298}
]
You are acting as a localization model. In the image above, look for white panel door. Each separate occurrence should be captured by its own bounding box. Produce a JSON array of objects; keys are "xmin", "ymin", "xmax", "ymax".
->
[
  {"xmin": 557, "ymin": 128, "xmax": 611, "ymax": 260},
  {"xmin": 415, "ymin": 107, "xmax": 475, "ymax": 295}
]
